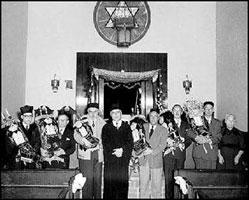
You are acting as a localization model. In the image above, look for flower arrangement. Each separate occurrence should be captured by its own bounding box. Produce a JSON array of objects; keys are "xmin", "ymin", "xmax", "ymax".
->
[
  {"xmin": 73, "ymin": 115, "xmax": 99, "ymax": 150},
  {"xmin": 183, "ymin": 98, "xmax": 212, "ymax": 153}
]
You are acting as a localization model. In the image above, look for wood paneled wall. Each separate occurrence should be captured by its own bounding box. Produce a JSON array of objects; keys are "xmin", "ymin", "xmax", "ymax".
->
[{"xmin": 76, "ymin": 52, "xmax": 167, "ymax": 115}]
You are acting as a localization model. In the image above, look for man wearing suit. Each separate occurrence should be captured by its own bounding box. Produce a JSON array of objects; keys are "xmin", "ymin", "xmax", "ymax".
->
[
  {"xmin": 5, "ymin": 105, "xmax": 41, "ymax": 169},
  {"xmin": 47, "ymin": 111, "xmax": 75, "ymax": 169},
  {"xmin": 163, "ymin": 104, "xmax": 192, "ymax": 199},
  {"xmin": 188, "ymin": 101, "xmax": 222, "ymax": 169},
  {"xmin": 102, "ymin": 104, "xmax": 133, "ymax": 199},
  {"xmin": 74, "ymin": 103, "xmax": 106, "ymax": 199},
  {"xmin": 139, "ymin": 108, "xmax": 168, "ymax": 198}
]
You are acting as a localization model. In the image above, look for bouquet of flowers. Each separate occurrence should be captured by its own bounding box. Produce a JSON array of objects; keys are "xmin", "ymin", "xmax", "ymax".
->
[
  {"xmin": 73, "ymin": 115, "xmax": 99, "ymax": 150},
  {"xmin": 164, "ymin": 122, "xmax": 185, "ymax": 156},
  {"xmin": 183, "ymin": 98, "xmax": 212, "ymax": 154},
  {"xmin": 6, "ymin": 119, "xmax": 38, "ymax": 165}
]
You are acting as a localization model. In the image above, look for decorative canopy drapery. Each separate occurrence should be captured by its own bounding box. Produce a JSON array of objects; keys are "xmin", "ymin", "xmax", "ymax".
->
[
  {"xmin": 92, "ymin": 67, "xmax": 161, "ymax": 83},
  {"xmin": 104, "ymin": 81, "xmax": 141, "ymax": 90}
]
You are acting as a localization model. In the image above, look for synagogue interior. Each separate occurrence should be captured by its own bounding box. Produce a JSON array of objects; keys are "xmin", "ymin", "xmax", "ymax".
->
[{"xmin": 1, "ymin": 1, "xmax": 248, "ymax": 199}]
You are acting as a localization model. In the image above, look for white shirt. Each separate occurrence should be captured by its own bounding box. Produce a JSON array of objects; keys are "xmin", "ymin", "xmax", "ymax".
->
[
  {"xmin": 174, "ymin": 119, "xmax": 181, "ymax": 127},
  {"xmin": 59, "ymin": 127, "xmax": 65, "ymax": 135},
  {"xmin": 113, "ymin": 120, "xmax": 122, "ymax": 128},
  {"xmin": 22, "ymin": 122, "xmax": 30, "ymax": 130},
  {"xmin": 205, "ymin": 117, "xmax": 212, "ymax": 124}
]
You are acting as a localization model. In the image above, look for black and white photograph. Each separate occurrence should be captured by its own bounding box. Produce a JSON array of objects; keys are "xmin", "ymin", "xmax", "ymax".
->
[{"xmin": 1, "ymin": 1, "xmax": 248, "ymax": 199}]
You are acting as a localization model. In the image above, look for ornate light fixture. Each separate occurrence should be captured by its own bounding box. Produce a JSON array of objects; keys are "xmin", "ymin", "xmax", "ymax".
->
[
  {"xmin": 113, "ymin": 2, "xmax": 136, "ymax": 47},
  {"xmin": 51, "ymin": 74, "xmax": 73, "ymax": 93},
  {"xmin": 183, "ymin": 75, "xmax": 192, "ymax": 94},
  {"xmin": 51, "ymin": 74, "xmax": 60, "ymax": 93}
]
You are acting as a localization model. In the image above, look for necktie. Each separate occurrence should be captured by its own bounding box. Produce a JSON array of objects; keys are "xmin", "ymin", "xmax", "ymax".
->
[
  {"xmin": 59, "ymin": 129, "xmax": 63, "ymax": 139},
  {"xmin": 149, "ymin": 126, "xmax": 154, "ymax": 138},
  {"xmin": 177, "ymin": 120, "xmax": 180, "ymax": 128},
  {"xmin": 92, "ymin": 121, "xmax": 95, "ymax": 127},
  {"xmin": 26, "ymin": 126, "xmax": 29, "ymax": 130},
  {"xmin": 205, "ymin": 119, "xmax": 210, "ymax": 131},
  {"xmin": 116, "ymin": 122, "xmax": 119, "ymax": 128}
]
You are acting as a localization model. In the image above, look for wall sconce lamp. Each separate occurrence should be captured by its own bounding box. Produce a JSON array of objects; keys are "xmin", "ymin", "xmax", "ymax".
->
[
  {"xmin": 113, "ymin": 2, "xmax": 135, "ymax": 47},
  {"xmin": 183, "ymin": 75, "xmax": 192, "ymax": 94},
  {"xmin": 51, "ymin": 74, "xmax": 73, "ymax": 93},
  {"xmin": 51, "ymin": 74, "xmax": 60, "ymax": 93}
]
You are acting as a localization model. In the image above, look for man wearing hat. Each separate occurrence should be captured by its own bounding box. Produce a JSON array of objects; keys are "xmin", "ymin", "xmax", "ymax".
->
[
  {"xmin": 5, "ymin": 105, "xmax": 41, "ymax": 169},
  {"xmin": 74, "ymin": 103, "xmax": 106, "ymax": 199},
  {"xmin": 188, "ymin": 101, "xmax": 222, "ymax": 169},
  {"xmin": 101, "ymin": 104, "xmax": 133, "ymax": 199}
]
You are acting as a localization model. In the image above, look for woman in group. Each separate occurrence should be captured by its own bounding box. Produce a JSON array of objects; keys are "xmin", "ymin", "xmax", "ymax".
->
[{"xmin": 217, "ymin": 113, "xmax": 245, "ymax": 170}]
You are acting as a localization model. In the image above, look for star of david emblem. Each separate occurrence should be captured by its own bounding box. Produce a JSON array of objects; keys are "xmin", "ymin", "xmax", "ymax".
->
[
  {"xmin": 105, "ymin": 1, "xmax": 139, "ymax": 29},
  {"xmin": 93, "ymin": 1, "xmax": 151, "ymax": 46}
]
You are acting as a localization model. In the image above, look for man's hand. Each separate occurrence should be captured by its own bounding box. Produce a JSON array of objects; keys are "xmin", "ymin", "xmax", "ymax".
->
[
  {"xmin": 74, "ymin": 121, "xmax": 82, "ymax": 128},
  {"xmin": 234, "ymin": 154, "xmax": 241, "ymax": 165},
  {"xmin": 195, "ymin": 135, "xmax": 209, "ymax": 144},
  {"xmin": 82, "ymin": 137, "xmax": 92, "ymax": 148},
  {"xmin": 218, "ymin": 154, "xmax": 224, "ymax": 164},
  {"xmin": 143, "ymin": 148, "xmax": 153, "ymax": 155},
  {"xmin": 112, "ymin": 148, "xmax": 123, "ymax": 157},
  {"xmin": 178, "ymin": 143, "xmax": 185, "ymax": 151},
  {"xmin": 54, "ymin": 148, "xmax": 66, "ymax": 156}
]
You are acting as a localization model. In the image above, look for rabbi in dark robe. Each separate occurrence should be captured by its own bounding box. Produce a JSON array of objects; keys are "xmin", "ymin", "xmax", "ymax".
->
[{"xmin": 101, "ymin": 104, "xmax": 133, "ymax": 199}]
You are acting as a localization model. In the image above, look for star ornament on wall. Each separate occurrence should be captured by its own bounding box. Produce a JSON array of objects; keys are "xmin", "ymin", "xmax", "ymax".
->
[
  {"xmin": 93, "ymin": 1, "xmax": 151, "ymax": 46},
  {"xmin": 105, "ymin": 1, "xmax": 139, "ymax": 29}
]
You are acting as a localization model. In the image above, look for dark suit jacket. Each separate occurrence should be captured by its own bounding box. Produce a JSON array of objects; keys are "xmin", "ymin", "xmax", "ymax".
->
[
  {"xmin": 5, "ymin": 122, "xmax": 40, "ymax": 169},
  {"xmin": 59, "ymin": 128, "xmax": 76, "ymax": 168},
  {"xmin": 164, "ymin": 120, "xmax": 192, "ymax": 160},
  {"xmin": 139, "ymin": 123, "xmax": 167, "ymax": 168},
  {"xmin": 19, "ymin": 122, "xmax": 41, "ymax": 155},
  {"xmin": 188, "ymin": 117, "xmax": 222, "ymax": 161}
]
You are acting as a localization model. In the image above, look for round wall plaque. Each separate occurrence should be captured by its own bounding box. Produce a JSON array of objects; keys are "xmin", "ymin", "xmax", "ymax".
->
[{"xmin": 93, "ymin": 1, "xmax": 151, "ymax": 46}]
